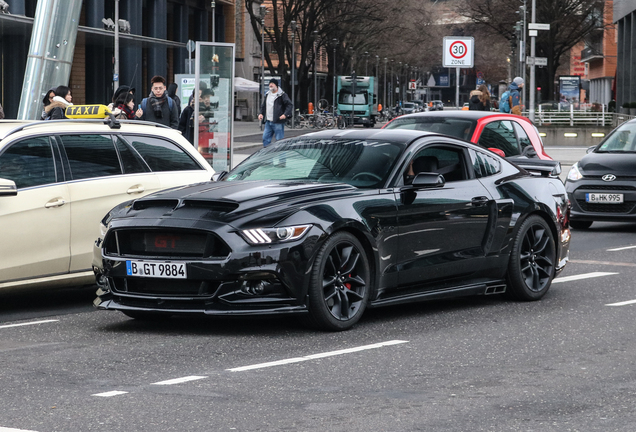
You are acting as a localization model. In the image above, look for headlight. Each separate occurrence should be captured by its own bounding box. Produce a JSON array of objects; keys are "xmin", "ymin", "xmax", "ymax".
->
[
  {"xmin": 241, "ymin": 225, "xmax": 311, "ymax": 245},
  {"xmin": 567, "ymin": 163, "xmax": 583, "ymax": 181}
]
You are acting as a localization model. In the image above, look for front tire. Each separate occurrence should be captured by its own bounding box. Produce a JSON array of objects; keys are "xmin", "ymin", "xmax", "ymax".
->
[
  {"xmin": 570, "ymin": 220, "xmax": 593, "ymax": 229},
  {"xmin": 506, "ymin": 215, "xmax": 556, "ymax": 301},
  {"xmin": 307, "ymin": 232, "xmax": 371, "ymax": 331}
]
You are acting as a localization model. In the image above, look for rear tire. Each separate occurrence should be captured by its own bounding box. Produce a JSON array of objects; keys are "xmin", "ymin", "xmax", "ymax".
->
[
  {"xmin": 570, "ymin": 220, "xmax": 593, "ymax": 229},
  {"xmin": 306, "ymin": 232, "xmax": 371, "ymax": 331},
  {"xmin": 506, "ymin": 215, "xmax": 556, "ymax": 301}
]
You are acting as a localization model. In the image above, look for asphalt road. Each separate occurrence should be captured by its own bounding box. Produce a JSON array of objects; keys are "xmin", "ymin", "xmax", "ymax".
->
[{"xmin": 2, "ymin": 221, "xmax": 636, "ymax": 432}]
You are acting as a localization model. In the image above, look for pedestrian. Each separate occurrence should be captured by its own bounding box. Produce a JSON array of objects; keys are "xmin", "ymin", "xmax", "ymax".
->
[
  {"xmin": 44, "ymin": 85, "xmax": 73, "ymax": 120},
  {"xmin": 108, "ymin": 85, "xmax": 135, "ymax": 112},
  {"xmin": 112, "ymin": 90, "xmax": 136, "ymax": 120},
  {"xmin": 258, "ymin": 78, "xmax": 292, "ymax": 147},
  {"xmin": 509, "ymin": 77, "xmax": 524, "ymax": 115},
  {"xmin": 40, "ymin": 88, "xmax": 55, "ymax": 120},
  {"xmin": 135, "ymin": 75, "xmax": 179, "ymax": 129},
  {"xmin": 167, "ymin": 83, "xmax": 182, "ymax": 117},
  {"xmin": 178, "ymin": 93, "xmax": 197, "ymax": 145},
  {"xmin": 469, "ymin": 85, "xmax": 491, "ymax": 111}
]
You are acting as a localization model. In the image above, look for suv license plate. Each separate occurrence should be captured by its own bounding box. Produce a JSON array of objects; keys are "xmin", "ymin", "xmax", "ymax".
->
[
  {"xmin": 585, "ymin": 193, "xmax": 624, "ymax": 204},
  {"xmin": 126, "ymin": 260, "xmax": 187, "ymax": 279}
]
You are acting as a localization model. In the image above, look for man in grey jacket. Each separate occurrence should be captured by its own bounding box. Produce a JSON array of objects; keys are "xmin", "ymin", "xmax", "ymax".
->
[
  {"xmin": 258, "ymin": 78, "xmax": 293, "ymax": 147},
  {"xmin": 135, "ymin": 75, "xmax": 179, "ymax": 129}
]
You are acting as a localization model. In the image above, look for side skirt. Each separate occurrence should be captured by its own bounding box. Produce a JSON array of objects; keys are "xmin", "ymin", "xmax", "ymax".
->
[{"xmin": 368, "ymin": 282, "xmax": 507, "ymax": 309}]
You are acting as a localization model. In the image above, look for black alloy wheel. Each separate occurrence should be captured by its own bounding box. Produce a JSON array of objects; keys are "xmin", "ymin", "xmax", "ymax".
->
[
  {"xmin": 506, "ymin": 215, "xmax": 556, "ymax": 301},
  {"xmin": 307, "ymin": 232, "xmax": 370, "ymax": 331},
  {"xmin": 570, "ymin": 220, "xmax": 593, "ymax": 229}
]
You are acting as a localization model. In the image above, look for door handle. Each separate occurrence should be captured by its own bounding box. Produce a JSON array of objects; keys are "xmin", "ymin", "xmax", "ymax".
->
[
  {"xmin": 44, "ymin": 198, "xmax": 66, "ymax": 208},
  {"xmin": 127, "ymin": 185, "xmax": 145, "ymax": 194},
  {"xmin": 471, "ymin": 196, "xmax": 489, "ymax": 207}
]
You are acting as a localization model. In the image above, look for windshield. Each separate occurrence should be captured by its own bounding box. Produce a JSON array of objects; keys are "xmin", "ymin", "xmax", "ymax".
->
[
  {"xmin": 339, "ymin": 90, "xmax": 369, "ymax": 105},
  {"xmin": 225, "ymin": 138, "xmax": 404, "ymax": 188},
  {"xmin": 384, "ymin": 116, "xmax": 476, "ymax": 141},
  {"xmin": 596, "ymin": 122, "xmax": 636, "ymax": 153},
  {"xmin": 404, "ymin": 103, "xmax": 415, "ymax": 109}
]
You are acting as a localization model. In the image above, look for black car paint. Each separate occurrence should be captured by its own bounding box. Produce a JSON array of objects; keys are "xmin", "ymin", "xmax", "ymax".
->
[{"xmin": 94, "ymin": 130, "xmax": 570, "ymax": 319}]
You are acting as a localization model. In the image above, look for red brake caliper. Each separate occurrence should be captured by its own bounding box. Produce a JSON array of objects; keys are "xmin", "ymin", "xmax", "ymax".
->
[{"xmin": 345, "ymin": 274, "xmax": 352, "ymax": 290}]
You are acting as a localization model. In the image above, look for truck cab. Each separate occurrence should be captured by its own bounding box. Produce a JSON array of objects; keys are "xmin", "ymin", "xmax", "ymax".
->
[{"xmin": 337, "ymin": 75, "xmax": 378, "ymax": 127}]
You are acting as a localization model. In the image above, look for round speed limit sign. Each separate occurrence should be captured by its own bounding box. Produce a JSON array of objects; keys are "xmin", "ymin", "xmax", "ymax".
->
[{"xmin": 443, "ymin": 37, "xmax": 474, "ymax": 68}]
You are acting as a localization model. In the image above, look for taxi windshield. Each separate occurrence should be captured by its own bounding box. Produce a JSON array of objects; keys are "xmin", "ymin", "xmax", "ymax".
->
[
  {"xmin": 225, "ymin": 138, "xmax": 404, "ymax": 189},
  {"xmin": 597, "ymin": 122, "xmax": 636, "ymax": 153}
]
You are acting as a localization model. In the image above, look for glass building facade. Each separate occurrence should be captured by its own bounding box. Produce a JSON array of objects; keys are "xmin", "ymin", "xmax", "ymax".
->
[
  {"xmin": 615, "ymin": 0, "xmax": 636, "ymax": 107},
  {"xmin": 0, "ymin": 0, "xmax": 234, "ymax": 118}
]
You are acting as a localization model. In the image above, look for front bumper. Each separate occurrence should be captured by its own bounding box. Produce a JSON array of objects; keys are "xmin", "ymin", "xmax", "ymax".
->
[
  {"xmin": 93, "ymin": 223, "xmax": 325, "ymax": 316},
  {"xmin": 566, "ymin": 179, "xmax": 636, "ymax": 222}
]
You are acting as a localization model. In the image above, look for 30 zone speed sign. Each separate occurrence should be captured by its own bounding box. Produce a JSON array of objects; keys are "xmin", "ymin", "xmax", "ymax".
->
[{"xmin": 443, "ymin": 37, "xmax": 474, "ymax": 68}]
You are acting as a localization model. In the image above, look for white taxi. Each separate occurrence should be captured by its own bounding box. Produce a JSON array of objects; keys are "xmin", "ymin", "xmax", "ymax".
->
[{"xmin": 0, "ymin": 105, "xmax": 214, "ymax": 290}]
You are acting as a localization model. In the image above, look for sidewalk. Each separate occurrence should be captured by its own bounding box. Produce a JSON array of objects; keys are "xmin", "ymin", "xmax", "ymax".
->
[{"xmin": 232, "ymin": 120, "xmax": 308, "ymax": 150}]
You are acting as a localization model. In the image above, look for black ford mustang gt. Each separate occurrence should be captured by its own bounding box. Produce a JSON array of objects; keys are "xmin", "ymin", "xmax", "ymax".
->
[{"xmin": 93, "ymin": 129, "xmax": 570, "ymax": 331}]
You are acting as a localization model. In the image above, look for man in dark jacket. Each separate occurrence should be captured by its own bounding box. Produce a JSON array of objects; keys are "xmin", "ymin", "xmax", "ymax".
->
[
  {"xmin": 135, "ymin": 75, "xmax": 179, "ymax": 129},
  {"xmin": 258, "ymin": 78, "xmax": 293, "ymax": 147}
]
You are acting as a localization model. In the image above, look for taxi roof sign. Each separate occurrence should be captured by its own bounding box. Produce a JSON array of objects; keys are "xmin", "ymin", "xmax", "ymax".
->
[{"xmin": 65, "ymin": 104, "xmax": 112, "ymax": 119}]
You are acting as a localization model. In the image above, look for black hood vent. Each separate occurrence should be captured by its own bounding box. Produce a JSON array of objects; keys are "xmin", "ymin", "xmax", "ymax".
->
[
  {"xmin": 132, "ymin": 199, "xmax": 179, "ymax": 211},
  {"xmin": 182, "ymin": 200, "xmax": 239, "ymax": 213}
]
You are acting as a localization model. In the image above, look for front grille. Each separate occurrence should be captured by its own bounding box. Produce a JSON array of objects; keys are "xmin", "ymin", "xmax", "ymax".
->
[
  {"xmin": 575, "ymin": 185, "xmax": 636, "ymax": 191},
  {"xmin": 576, "ymin": 200, "xmax": 636, "ymax": 213},
  {"xmin": 111, "ymin": 277, "xmax": 224, "ymax": 297},
  {"xmin": 104, "ymin": 229, "xmax": 230, "ymax": 259}
]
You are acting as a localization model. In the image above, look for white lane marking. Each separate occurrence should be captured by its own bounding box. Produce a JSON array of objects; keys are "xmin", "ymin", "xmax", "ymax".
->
[
  {"xmin": 151, "ymin": 376, "xmax": 207, "ymax": 386},
  {"xmin": 92, "ymin": 390, "xmax": 129, "ymax": 397},
  {"xmin": 227, "ymin": 340, "xmax": 409, "ymax": 372},
  {"xmin": 0, "ymin": 319, "xmax": 59, "ymax": 330},
  {"xmin": 606, "ymin": 300, "xmax": 636, "ymax": 307},
  {"xmin": 552, "ymin": 272, "xmax": 618, "ymax": 284},
  {"xmin": 607, "ymin": 245, "xmax": 636, "ymax": 252},
  {"xmin": 0, "ymin": 428, "xmax": 39, "ymax": 432}
]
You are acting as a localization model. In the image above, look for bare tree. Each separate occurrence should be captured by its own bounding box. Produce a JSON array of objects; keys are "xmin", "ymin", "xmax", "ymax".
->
[{"xmin": 460, "ymin": 0, "xmax": 606, "ymax": 99}]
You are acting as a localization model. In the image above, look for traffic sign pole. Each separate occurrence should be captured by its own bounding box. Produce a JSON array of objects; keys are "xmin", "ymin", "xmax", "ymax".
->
[
  {"xmin": 456, "ymin": 68, "xmax": 460, "ymax": 109},
  {"xmin": 529, "ymin": 0, "xmax": 536, "ymax": 122}
]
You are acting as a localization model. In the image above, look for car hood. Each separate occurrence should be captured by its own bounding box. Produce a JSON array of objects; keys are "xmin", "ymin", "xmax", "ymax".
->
[
  {"xmin": 578, "ymin": 152, "xmax": 636, "ymax": 177},
  {"xmin": 118, "ymin": 180, "xmax": 361, "ymax": 227}
]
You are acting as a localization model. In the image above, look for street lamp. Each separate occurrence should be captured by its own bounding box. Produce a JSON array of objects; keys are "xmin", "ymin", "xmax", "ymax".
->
[
  {"xmin": 364, "ymin": 51, "xmax": 369, "ymax": 76},
  {"xmin": 291, "ymin": 20, "xmax": 297, "ymax": 128},
  {"xmin": 211, "ymin": 1, "xmax": 215, "ymax": 42},
  {"xmin": 259, "ymin": 4, "xmax": 267, "ymax": 119},
  {"xmin": 332, "ymin": 38, "xmax": 338, "ymax": 110},
  {"xmin": 383, "ymin": 58, "xmax": 387, "ymax": 109},
  {"xmin": 313, "ymin": 30, "xmax": 318, "ymax": 114}
]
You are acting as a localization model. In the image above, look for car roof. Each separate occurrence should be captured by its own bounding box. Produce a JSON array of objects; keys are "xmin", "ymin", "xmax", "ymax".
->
[
  {"xmin": 0, "ymin": 119, "xmax": 176, "ymax": 142},
  {"xmin": 289, "ymin": 128, "xmax": 456, "ymax": 146},
  {"xmin": 392, "ymin": 110, "xmax": 532, "ymax": 123}
]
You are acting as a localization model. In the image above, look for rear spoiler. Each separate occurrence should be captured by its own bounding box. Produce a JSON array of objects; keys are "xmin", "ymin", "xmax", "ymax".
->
[{"xmin": 509, "ymin": 157, "xmax": 562, "ymax": 177}]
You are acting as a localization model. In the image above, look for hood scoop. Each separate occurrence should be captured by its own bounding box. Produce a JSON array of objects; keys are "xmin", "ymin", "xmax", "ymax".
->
[
  {"xmin": 132, "ymin": 199, "xmax": 179, "ymax": 211},
  {"xmin": 182, "ymin": 199, "xmax": 239, "ymax": 213}
]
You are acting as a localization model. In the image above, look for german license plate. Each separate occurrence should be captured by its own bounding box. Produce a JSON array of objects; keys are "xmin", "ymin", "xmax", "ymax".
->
[
  {"xmin": 585, "ymin": 193, "xmax": 624, "ymax": 204},
  {"xmin": 126, "ymin": 260, "xmax": 187, "ymax": 279}
]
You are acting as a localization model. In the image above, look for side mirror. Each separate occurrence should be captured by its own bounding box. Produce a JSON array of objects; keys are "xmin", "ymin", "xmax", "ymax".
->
[
  {"xmin": 0, "ymin": 178, "xmax": 17, "ymax": 196},
  {"xmin": 522, "ymin": 146, "xmax": 538, "ymax": 158},
  {"xmin": 586, "ymin": 146, "xmax": 595, "ymax": 154},
  {"xmin": 212, "ymin": 170, "xmax": 228, "ymax": 182},
  {"xmin": 411, "ymin": 172, "xmax": 445, "ymax": 189}
]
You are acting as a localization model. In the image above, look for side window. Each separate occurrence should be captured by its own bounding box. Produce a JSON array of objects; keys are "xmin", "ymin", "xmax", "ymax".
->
[
  {"xmin": 124, "ymin": 136, "xmax": 203, "ymax": 172},
  {"xmin": 478, "ymin": 121, "xmax": 520, "ymax": 156},
  {"xmin": 0, "ymin": 137, "xmax": 56, "ymax": 189},
  {"xmin": 406, "ymin": 145, "xmax": 468, "ymax": 183},
  {"xmin": 470, "ymin": 150, "xmax": 501, "ymax": 178},
  {"xmin": 60, "ymin": 135, "xmax": 122, "ymax": 180},
  {"xmin": 114, "ymin": 136, "xmax": 148, "ymax": 174},
  {"xmin": 512, "ymin": 122, "xmax": 532, "ymax": 151}
]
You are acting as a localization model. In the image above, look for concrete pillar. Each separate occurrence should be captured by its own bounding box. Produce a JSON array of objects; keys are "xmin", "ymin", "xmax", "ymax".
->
[
  {"xmin": 17, "ymin": 0, "xmax": 83, "ymax": 119},
  {"xmin": 174, "ymin": 3, "xmax": 189, "ymax": 75},
  {"xmin": 121, "ymin": 0, "xmax": 143, "ymax": 97},
  {"xmin": 147, "ymin": 0, "xmax": 167, "ymax": 83}
]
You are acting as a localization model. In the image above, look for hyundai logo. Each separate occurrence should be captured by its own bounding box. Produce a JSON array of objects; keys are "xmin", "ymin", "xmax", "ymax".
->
[{"xmin": 602, "ymin": 174, "xmax": 617, "ymax": 182}]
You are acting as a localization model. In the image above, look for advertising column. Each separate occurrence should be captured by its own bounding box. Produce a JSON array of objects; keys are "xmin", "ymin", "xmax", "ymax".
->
[{"xmin": 195, "ymin": 42, "xmax": 235, "ymax": 172}]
